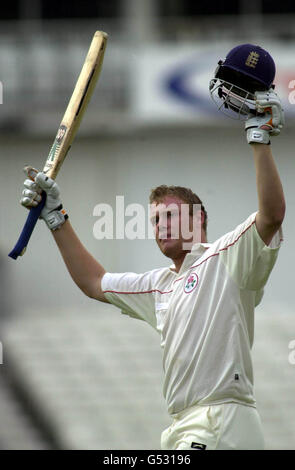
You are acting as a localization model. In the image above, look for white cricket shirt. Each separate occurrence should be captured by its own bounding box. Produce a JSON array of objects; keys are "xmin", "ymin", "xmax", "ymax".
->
[{"xmin": 101, "ymin": 212, "xmax": 283, "ymax": 415}]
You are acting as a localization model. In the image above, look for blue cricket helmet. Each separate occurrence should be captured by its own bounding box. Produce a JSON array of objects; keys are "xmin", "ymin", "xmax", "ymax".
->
[
  {"xmin": 209, "ymin": 44, "xmax": 276, "ymax": 119},
  {"xmin": 220, "ymin": 43, "xmax": 276, "ymax": 91}
]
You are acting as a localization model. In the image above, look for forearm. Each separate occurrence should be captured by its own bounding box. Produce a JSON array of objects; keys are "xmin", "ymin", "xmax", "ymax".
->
[
  {"xmin": 52, "ymin": 219, "xmax": 106, "ymax": 299},
  {"xmin": 252, "ymin": 144, "xmax": 286, "ymax": 223}
]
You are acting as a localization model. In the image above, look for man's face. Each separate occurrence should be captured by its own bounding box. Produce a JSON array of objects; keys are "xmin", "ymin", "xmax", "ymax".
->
[{"xmin": 150, "ymin": 196, "xmax": 202, "ymax": 260}]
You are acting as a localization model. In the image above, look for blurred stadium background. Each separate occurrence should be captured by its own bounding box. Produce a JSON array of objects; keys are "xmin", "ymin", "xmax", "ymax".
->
[{"xmin": 0, "ymin": 0, "xmax": 295, "ymax": 450}]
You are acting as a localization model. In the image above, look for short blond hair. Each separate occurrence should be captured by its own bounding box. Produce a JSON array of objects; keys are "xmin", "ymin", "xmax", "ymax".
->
[{"xmin": 149, "ymin": 185, "xmax": 208, "ymax": 234}]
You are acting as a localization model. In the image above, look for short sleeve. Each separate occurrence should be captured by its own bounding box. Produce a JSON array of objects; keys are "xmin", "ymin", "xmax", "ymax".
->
[
  {"xmin": 219, "ymin": 212, "xmax": 283, "ymax": 290},
  {"xmin": 101, "ymin": 271, "xmax": 157, "ymax": 329}
]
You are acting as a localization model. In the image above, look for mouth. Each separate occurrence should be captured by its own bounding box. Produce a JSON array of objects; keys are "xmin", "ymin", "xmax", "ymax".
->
[
  {"xmin": 159, "ymin": 232, "xmax": 172, "ymax": 241},
  {"xmin": 159, "ymin": 235, "xmax": 176, "ymax": 247}
]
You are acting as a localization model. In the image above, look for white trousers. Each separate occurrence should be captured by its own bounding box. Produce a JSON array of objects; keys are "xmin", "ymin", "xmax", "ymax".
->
[{"xmin": 161, "ymin": 403, "xmax": 265, "ymax": 450}]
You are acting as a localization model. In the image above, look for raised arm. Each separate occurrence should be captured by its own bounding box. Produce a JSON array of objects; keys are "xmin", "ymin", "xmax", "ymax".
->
[
  {"xmin": 251, "ymin": 144, "xmax": 285, "ymax": 246},
  {"xmin": 245, "ymin": 90, "xmax": 286, "ymax": 245},
  {"xmin": 52, "ymin": 219, "xmax": 108, "ymax": 302},
  {"xmin": 21, "ymin": 172, "xmax": 109, "ymax": 303}
]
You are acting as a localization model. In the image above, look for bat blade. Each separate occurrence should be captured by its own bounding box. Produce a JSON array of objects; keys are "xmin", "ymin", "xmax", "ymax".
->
[{"xmin": 9, "ymin": 31, "xmax": 108, "ymax": 260}]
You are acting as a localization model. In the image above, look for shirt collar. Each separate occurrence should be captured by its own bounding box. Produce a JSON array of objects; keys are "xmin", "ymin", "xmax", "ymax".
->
[
  {"xmin": 191, "ymin": 242, "xmax": 211, "ymax": 252},
  {"xmin": 169, "ymin": 242, "xmax": 211, "ymax": 274}
]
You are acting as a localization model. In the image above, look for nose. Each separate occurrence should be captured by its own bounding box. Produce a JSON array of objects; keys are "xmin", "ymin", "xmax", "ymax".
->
[
  {"xmin": 158, "ymin": 219, "xmax": 170, "ymax": 238},
  {"xmin": 158, "ymin": 215, "xmax": 169, "ymax": 228}
]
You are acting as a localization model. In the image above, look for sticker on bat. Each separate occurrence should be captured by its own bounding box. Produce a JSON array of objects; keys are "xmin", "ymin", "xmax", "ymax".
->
[
  {"xmin": 56, "ymin": 124, "xmax": 67, "ymax": 143},
  {"xmin": 46, "ymin": 124, "xmax": 67, "ymax": 171}
]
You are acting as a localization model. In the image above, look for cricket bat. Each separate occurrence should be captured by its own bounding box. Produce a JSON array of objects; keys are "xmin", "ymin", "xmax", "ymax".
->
[{"xmin": 9, "ymin": 31, "xmax": 108, "ymax": 260}]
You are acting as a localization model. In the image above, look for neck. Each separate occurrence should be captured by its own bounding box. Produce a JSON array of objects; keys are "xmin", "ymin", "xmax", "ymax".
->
[
  {"xmin": 171, "ymin": 231, "xmax": 208, "ymax": 273},
  {"xmin": 171, "ymin": 253, "xmax": 187, "ymax": 273}
]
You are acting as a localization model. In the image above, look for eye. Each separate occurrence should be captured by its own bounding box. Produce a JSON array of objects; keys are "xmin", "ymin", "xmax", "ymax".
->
[
  {"xmin": 151, "ymin": 215, "xmax": 159, "ymax": 226},
  {"xmin": 168, "ymin": 210, "xmax": 178, "ymax": 218}
]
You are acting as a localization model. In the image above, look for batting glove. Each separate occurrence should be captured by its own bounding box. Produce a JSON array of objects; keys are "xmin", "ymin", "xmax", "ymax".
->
[
  {"xmin": 245, "ymin": 89, "xmax": 285, "ymax": 144},
  {"xmin": 20, "ymin": 168, "xmax": 68, "ymax": 230}
]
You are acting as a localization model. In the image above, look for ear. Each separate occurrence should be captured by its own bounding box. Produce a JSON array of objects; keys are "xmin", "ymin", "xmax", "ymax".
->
[
  {"xmin": 193, "ymin": 209, "xmax": 206, "ymax": 239},
  {"xmin": 193, "ymin": 208, "xmax": 204, "ymax": 224},
  {"xmin": 200, "ymin": 209, "xmax": 205, "ymax": 226}
]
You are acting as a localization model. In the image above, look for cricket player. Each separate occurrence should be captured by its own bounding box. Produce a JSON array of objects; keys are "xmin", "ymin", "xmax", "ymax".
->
[{"xmin": 20, "ymin": 44, "xmax": 285, "ymax": 450}]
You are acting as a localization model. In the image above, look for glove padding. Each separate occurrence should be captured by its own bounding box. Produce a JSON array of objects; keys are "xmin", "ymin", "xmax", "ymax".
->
[
  {"xmin": 245, "ymin": 89, "xmax": 285, "ymax": 144},
  {"xmin": 20, "ymin": 170, "xmax": 68, "ymax": 230}
]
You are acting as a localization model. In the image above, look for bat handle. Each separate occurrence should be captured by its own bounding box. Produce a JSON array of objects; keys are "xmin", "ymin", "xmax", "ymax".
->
[{"xmin": 8, "ymin": 192, "xmax": 47, "ymax": 260}]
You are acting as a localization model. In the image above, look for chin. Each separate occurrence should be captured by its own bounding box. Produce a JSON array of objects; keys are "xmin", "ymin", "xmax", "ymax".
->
[{"xmin": 158, "ymin": 239, "xmax": 183, "ymax": 258}]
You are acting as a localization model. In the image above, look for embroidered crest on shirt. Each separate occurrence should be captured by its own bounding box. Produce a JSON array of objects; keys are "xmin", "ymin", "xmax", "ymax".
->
[{"xmin": 184, "ymin": 272, "xmax": 199, "ymax": 294}]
